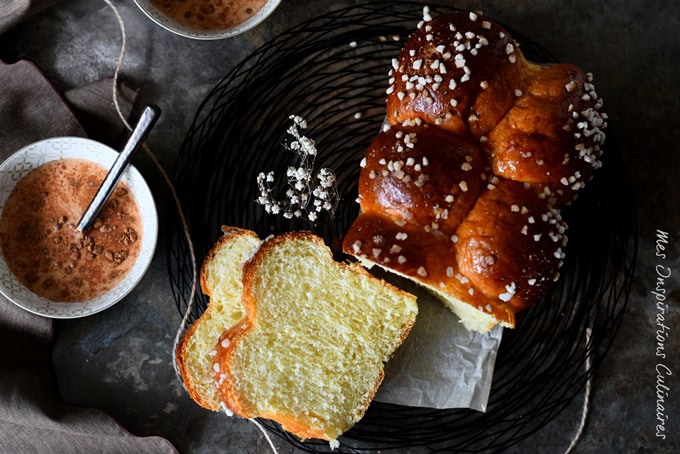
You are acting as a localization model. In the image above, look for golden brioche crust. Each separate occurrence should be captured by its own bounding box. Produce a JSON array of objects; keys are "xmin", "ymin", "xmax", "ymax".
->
[
  {"xmin": 488, "ymin": 63, "xmax": 606, "ymax": 204},
  {"xmin": 342, "ymin": 211, "xmax": 515, "ymax": 329},
  {"xmin": 198, "ymin": 226, "xmax": 254, "ymax": 297},
  {"xmin": 175, "ymin": 226, "xmax": 260, "ymax": 411},
  {"xmin": 454, "ymin": 179, "xmax": 567, "ymax": 313},
  {"xmin": 175, "ymin": 317, "xmax": 215, "ymax": 409},
  {"xmin": 358, "ymin": 124, "xmax": 484, "ymax": 236},
  {"xmin": 212, "ymin": 319, "xmax": 250, "ymax": 417},
  {"xmin": 344, "ymin": 9, "xmax": 607, "ymax": 332},
  {"xmin": 386, "ymin": 11, "xmax": 527, "ymax": 138}
]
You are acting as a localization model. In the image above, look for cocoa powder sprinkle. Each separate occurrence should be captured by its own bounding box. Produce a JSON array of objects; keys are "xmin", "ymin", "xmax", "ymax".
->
[{"xmin": 0, "ymin": 159, "xmax": 143, "ymax": 302}]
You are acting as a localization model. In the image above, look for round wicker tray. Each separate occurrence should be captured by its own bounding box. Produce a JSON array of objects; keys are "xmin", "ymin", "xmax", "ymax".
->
[{"xmin": 167, "ymin": 2, "xmax": 637, "ymax": 451}]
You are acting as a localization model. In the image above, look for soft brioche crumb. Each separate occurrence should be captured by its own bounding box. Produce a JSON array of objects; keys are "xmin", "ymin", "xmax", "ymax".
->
[
  {"xmin": 428, "ymin": 285, "xmax": 513, "ymax": 332},
  {"xmin": 354, "ymin": 255, "xmax": 512, "ymax": 333},
  {"xmin": 214, "ymin": 232, "xmax": 418, "ymax": 443},
  {"xmin": 176, "ymin": 227, "xmax": 262, "ymax": 411}
]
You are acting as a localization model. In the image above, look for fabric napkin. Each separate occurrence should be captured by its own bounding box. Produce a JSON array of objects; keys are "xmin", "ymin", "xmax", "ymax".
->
[
  {"xmin": 0, "ymin": 58, "xmax": 176, "ymax": 454},
  {"xmin": 0, "ymin": 0, "xmax": 57, "ymax": 33}
]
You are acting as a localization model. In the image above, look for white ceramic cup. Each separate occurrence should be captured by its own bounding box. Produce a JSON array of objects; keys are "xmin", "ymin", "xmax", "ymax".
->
[
  {"xmin": 133, "ymin": 0, "xmax": 282, "ymax": 40},
  {"xmin": 0, "ymin": 137, "xmax": 158, "ymax": 319}
]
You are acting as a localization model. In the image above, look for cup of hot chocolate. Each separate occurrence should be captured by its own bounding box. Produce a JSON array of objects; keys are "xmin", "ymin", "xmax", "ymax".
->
[
  {"xmin": 0, "ymin": 137, "xmax": 158, "ymax": 319},
  {"xmin": 133, "ymin": 0, "xmax": 281, "ymax": 40}
]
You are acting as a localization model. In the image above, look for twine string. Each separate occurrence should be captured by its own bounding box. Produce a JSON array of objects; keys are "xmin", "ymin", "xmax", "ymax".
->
[
  {"xmin": 565, "ymin": 326, "xmax": 593, "ymax": 454},
  {"xmin": 249, "ymin": 418, "xmax": 280, "ymax": 454}
]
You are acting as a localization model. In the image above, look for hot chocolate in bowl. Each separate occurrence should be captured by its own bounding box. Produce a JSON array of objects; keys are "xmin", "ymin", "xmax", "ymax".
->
[
  {"xmin": 0, "ymin": 137, "xmax": 158, "ymax": 319},
  {"xmin": 133, "ymin": 0, "xmax": 282, "ymax": 40},
  {"xmin": 0, "ymin": 159, "xmax": 143, "ymax": 303}
]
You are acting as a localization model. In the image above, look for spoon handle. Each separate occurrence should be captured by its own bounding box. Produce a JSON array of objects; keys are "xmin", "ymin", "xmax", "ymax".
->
[{"xmin": 76, "ymin": 104, "xmax": 160, "ymax": 233}]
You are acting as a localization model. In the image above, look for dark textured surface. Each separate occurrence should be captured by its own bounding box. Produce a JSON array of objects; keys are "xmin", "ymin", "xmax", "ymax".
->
[{"xmin": 0, "ymin": 0, "xmax": 678, "ymax": 453}]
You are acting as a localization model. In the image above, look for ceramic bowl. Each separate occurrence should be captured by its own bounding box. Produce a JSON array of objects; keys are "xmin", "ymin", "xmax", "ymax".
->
[
  {"xmin": 0, "ymin": 137, "xmax": 158, "ymax": 319},
  {"xmin": 133, "ymin": 0, "xmax": 281, "ymax": 40}
]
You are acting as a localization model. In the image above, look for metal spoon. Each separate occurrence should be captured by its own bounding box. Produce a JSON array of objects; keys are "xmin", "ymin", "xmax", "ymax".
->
[{"xmin": 76, "ymin": 104, "xmax": 161, "ymax": 233}]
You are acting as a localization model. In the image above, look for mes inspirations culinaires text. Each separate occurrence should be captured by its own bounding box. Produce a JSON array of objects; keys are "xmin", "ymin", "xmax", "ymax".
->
[{"xmin": 653, "ymin": 229, "xmax": 672, "ymax": 440}]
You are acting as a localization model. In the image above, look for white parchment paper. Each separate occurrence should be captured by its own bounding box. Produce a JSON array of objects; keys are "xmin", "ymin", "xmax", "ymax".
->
[{"xmin": 374, "ymin": 280, "xmax": 503, "ymax": 412}]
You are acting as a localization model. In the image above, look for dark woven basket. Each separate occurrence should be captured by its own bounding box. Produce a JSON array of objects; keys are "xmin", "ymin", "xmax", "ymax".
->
[{"xmin": 167, "ymin": 2, "xmax": 637, "ymax": 451}]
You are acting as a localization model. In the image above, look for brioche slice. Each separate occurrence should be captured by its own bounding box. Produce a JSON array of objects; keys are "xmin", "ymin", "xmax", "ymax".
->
[
  {"xmin": 176, "ymin": 226, "xmax": 262, "ymax": 411},
  {"xmin": 213, "ymin": 232, "xmax": 418, "ymax": 445}
]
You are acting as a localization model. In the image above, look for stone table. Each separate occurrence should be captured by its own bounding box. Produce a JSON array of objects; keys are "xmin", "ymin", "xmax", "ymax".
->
[{"xmin": 0, "ymin": 0, "xmax": 678, "ymax": 452}]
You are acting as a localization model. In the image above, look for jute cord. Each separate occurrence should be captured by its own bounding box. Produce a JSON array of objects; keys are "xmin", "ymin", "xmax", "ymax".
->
[{"xmin": 565, "ymin": 326, "xmax": 593, "ymax": 454}]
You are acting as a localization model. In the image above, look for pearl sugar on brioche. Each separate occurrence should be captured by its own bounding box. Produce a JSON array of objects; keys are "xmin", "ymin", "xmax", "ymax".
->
[{"xmin": 343, "ymin": 8, "xmax": 607, "ymax": 333}]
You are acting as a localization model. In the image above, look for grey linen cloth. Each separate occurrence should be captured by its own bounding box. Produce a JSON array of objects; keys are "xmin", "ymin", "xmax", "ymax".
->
[
  {"xmin": 0, "ymin": 0, "xmax": 56, "ymax": 33},
  {"xmin": 0, "ymin": 22, "xmax": 177, "ymax": 454}
]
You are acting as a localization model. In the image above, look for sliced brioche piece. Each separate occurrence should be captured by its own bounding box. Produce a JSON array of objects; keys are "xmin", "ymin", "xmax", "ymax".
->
[
  {"xmin": 176, "ymin": 226, "xmax": 262, "ymax": 411},
  {"xmin": 213, "ymin": 232, "xmax": 418, "ymax": 445}
]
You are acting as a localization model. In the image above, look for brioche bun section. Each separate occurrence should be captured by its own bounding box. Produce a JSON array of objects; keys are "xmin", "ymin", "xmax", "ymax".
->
[{"xmin": 343, "ymin": 9, "xmax": 607, "ymax": 332}]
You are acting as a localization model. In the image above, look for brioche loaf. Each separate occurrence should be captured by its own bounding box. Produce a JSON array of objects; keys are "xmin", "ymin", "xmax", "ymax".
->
[
  {"xmin": 175, "ymin": 226, "xmax": 261, "ymax": 411},
  {"xmin": 343, "ymin": 10, "xmax": 606, "ymax": 332},
  {"xmin": 212, "ymin": 232, "xmax": 418, "ymax": 445}
]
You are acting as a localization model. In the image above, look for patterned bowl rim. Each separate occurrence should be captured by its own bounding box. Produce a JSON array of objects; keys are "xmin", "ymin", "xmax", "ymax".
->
[
  {"xmin": 0, "ymin": 137, "xmax": 158, "ymax": 319},
  {"xmin": 132, "ymin": 0, "xmax": 282, "ymax": 41}
]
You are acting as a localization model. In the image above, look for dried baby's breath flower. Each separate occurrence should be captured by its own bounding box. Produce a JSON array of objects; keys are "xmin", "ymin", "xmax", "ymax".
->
[{"xmin": 256, "ymin": 115, "xmax": 339, "ymax": 222}]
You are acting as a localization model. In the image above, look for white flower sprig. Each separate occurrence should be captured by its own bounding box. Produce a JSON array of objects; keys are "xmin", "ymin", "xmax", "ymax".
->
[{"xmin": 256, "ymin": 115, "xmax": 339, "ymax": 222}]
